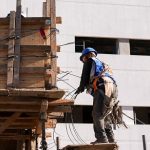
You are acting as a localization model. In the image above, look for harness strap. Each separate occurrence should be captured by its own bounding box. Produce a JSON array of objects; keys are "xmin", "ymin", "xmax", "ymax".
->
[{"xmin": 93, "ymin": 77, "xmax": 99, "ymax": 92}]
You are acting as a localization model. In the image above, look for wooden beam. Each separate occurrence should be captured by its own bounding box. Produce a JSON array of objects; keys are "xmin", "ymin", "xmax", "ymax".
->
[
  {"xmin": 14, "ymin": 0, "xmax": 22, "ymax": 87},
  {"xmin": 0, "ymin": 88, "xmax": 65, "ymax": 99},
  {"xmin": 21, "ymin": 45, "xmax": 60, "ymax": 55},
  {"xmin": 22, "ymin": 17, "xmax": 61, "ymax": 25},
  {"xmin": 7, "ymin": 11, "xmax": 15, "ymax": 88},
  {"xmin": 0, "ymin": 112, "xmax": 21, "ymax": 134},
  {"xmin": 0, "ymin": 135, "xmax": 30, "ymax": 140},
  {"xmin": 61, "ymin": 144, "xmax": 119, "ymax": 150},
  {"xmin": 48, "ymin": 112, "xmax": 64, "ymax": 119},
  {"xmin": 48, "ymin": 99, "xmax": 74, "ymax": 106},
  {"xmin": 1, "ymin": 66, "xmax": 60, "ymax": 75},
  {"xmin": 7, "ymin": 125, "xmax": 35, "ymax": 129},
  {"xmin": 0, "ymin": 105, "xmax": 71, "ymax": 113},
  {"xmin": 0, "ymin": 17, "xmax": 61, "ymax": 26},
  {"xmin": 0, "ymin": 18, "xmax": 9, "ymax": 25},
  {"xmin": 0, "ymin": 97, "xmax": 74, "ymax": 106},
  {"xmin": 0, "ymin": 117, "xmax": 38, "ymax": 121}
]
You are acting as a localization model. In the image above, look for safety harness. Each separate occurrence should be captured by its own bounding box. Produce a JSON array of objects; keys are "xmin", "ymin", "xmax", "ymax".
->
[{"xmin": 91, "ymin": 59, "xmax": 114, "ymax": 92}]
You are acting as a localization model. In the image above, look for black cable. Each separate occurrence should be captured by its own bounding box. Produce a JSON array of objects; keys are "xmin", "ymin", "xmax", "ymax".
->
[
  {"xmin": 60, "ymin": 71, "xmax": 81, "ymax": 78},
  {"xmin": 59, "ymin": 42, "xmax": 75, "ymax": 47},
  {"xmin": 57, "ymin": 77, "xmax": 76, "ymax": 90},
  {"xmin": 59, "ymin": 72, "xmax": 71, "ymax": 80},
  {"xmin": 122, "ymin": 112, "xmax": 145, "ymax": 125},
  {"xmin": 64, "ymin": 89, "xmax": 76, "ymax": 99},
  {"xmin": 65, "ymin": 113, "xmax": 75, "ymax": 144},
  {"xmin": 67, "ymin": 116, "xmax": 81, "ymax": 144},
  {"xmin": 70, "ymin": 106, "xmax": 87, "ymax": 144}
]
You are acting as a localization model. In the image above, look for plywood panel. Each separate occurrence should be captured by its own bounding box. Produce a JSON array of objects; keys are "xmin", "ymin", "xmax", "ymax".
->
[
  {"xmin": 0, "ymin": 65, "xmax": 7, "ymax": 75},
  {"xmin": 0, "ymin": 58, "xmax": 7, "ymax": 65},
  {"xmin": 20, "ymin": 45, "xmax": 50, "ymax": 57},
  {"xmin": 21, "ymin": 32, "xmax": 47, "ymax": 45},
  {"xmin": 21, "ymin": 57, "xmax": 46, "ymax": 67},
  {"xmin": 0, "ymin": 75, "xmax": 7, "ymax": 88},
  {"xmin": 19, "ymin": 74, "xmax": 45, "ymax": 88},
  {"xmin": 0, "ymin": 49, "xmax": 8, "ymax": 57}
]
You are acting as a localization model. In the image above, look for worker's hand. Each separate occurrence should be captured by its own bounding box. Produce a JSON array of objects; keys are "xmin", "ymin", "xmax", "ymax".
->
[{"xmin": 75, "ymin": 86, "xmax": 84, "ymax": 95}]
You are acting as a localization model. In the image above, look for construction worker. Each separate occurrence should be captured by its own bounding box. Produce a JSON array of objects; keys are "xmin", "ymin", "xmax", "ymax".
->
[{"xmin": 75, "ymin": 47, "xmax": 118, "ymax": 144}]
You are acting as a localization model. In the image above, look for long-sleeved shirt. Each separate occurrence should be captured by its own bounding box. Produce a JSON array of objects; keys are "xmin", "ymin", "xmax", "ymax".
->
[{"xmin": 78, "ymin": 58, "xmax": 93, "ymax": 91}]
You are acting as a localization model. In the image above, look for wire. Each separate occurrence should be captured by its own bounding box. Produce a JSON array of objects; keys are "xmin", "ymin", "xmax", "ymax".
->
[
  {"xmin": 70, "ymin": 106, "xmax": 87, "ymax": 144},
  {"xmin": 60, "ymin": 71, "xmax": 81, "ymax": 78},
  {"xmin": 64, "ymin": 89, "xmax": 76, "ymax": 99},
  {"xmin": 57, "ymin": 77, "xmax": 76, "ymax": 90},
  {"xmin": 122, "ymin": 112, "xmax": 145, "ymax": 125},
  {"xmin": 68, "ymin": 118, "xmax": 81, "ymax": 144},
  {"xmin": 59, "ymin": 42, "xmax": 75, "ymax": 47},
  {"xmin": 65, "ymin": 113, "xmax": 75, "ymax": 144},
  {"xmin": 57, "ymin": 0, "xmax": 150, "ymax": 8}
]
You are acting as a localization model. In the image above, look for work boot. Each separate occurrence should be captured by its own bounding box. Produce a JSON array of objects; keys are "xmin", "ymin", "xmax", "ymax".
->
[
  {"xmin": 107, "ymin": 136, "xmax": 116, "ymax": 143},
  {"xmin": 90, "ymin": 138, "xmax": 109, "ymax": 145}
]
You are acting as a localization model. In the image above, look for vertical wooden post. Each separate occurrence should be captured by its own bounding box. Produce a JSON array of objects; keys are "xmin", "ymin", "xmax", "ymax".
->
[
  {"xmin": 46, "ymin": 0, "xmax": 57, "ymax": 88},
  {"xmin": 50, "ymin": 0, "xmax": 57, "ymax": 88},
  {"xmin": 14, "ymin": 0, "xmax": 21, "ymax": 88},
  {"xmin": 7, "ymin": 11, "xmax": 16, "ymax": 88}
]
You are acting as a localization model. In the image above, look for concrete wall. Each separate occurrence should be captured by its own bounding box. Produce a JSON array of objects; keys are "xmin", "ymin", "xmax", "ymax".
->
[
  {"xmin": 55, "ymin": 0, "xmax": 150, "ymax": 108},
  {"xmin": 56, "ymin": 0, "xmax": 150, "ymax": 40}
]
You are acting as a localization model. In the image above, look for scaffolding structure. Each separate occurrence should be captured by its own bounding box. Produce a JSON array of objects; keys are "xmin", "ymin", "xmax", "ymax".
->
[{"xmin": 0, "ymin": 0, "xmax": 73, "ymax": 149}]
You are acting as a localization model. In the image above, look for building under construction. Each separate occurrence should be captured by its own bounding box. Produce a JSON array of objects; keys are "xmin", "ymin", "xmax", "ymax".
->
[{"xmin": 0, "ymin": 0, "xmax": 150, "ymax": 150}]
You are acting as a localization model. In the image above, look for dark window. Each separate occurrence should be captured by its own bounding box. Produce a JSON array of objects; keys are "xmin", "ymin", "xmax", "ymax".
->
[
  {"xmin": 58, "ymin": 105, "xmax": 93, "ymax": 123},
  {"xmin": 75, "ymin": 37, "xmax": 117, "ymax": 54},
  {"xmin": 130, "ymin": 40, "xmax": 150, "ymax": 55},
  {"xmin": 133, "ymin": 107, "xmax": 150, "ymax": 124}
]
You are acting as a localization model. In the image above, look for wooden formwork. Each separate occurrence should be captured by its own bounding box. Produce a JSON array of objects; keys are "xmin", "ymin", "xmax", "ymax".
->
[
  {"xmin": 61, "ymin": 144, "xmax": 119, "ymax": 150},
  {"xmin": 0, "ymin": 0, "xmax": 73, "ymax": 149}
]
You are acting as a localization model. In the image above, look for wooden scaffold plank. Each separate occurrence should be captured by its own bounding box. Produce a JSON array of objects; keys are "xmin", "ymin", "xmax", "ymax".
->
[
  {"xmin": 61, "ymin": 143, "xmax": 119, "ymax": 150},
  {"xmin": 0, "ymin": 88, "xmax": 65, "ymax": 99}
]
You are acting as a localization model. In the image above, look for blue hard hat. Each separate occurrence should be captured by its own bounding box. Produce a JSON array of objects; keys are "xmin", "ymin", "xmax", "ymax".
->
[{"xmin": 80, "ymin": 47, "xmax": 97, "ymax": 61}]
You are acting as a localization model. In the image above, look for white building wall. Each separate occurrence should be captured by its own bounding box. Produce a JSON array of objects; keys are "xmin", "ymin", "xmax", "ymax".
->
[
  {"xmin": 56, "ymin": 0, "xmax": 150, "ymax": 40},
  {"xmin": 55, "ymin": 0, "xmax": 150, "ymax": 107},
  {"xmin": 47, "ymin": 124, "xmax": 150, "ymax": 150},
  {"xmin": 0, "ymin": 0, "xmax": 43, "ymax": 17}
]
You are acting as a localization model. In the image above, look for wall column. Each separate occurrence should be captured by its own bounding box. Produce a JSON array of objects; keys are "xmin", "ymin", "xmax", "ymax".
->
[{"xmin": 116, "ymin": 39, "xmax": 130, "ymax": 55}]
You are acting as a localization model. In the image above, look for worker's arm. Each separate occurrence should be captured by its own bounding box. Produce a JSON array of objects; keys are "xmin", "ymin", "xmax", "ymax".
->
[{"xmin": 75, "ymin": 59, "xmax": 93, "ymax": 94}]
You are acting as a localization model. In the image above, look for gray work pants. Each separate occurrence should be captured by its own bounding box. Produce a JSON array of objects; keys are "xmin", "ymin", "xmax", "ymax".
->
[{"xmin": 92, "ymin": 82, "xmax": 118, "ymax": 141}]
